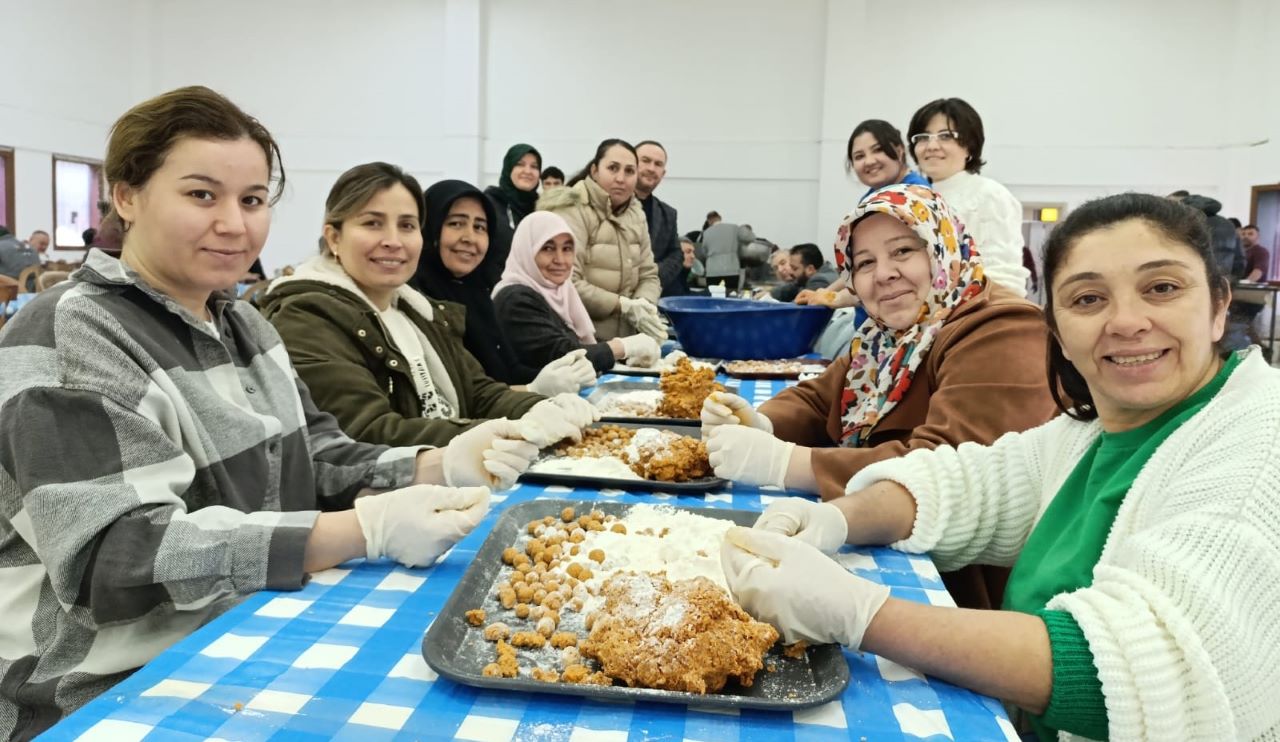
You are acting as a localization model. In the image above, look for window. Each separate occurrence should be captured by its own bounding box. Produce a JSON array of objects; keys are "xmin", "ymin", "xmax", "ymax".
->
[
  {"xmin": 0, "ymin": 147, "xmax": 13, "ymax": 230},
  {"xmin": 51, "ymin": 155, "xmax": 104, "ymax": 249}
]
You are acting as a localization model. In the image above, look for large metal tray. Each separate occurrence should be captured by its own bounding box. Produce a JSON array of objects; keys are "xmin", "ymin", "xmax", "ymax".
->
[
  {"xmin": 722, "ymin": 358, "xmax": 830, "ymax": 380},
  {"xmin": 587, "ymin": 380, "xmax": 700, "ymax": 426},
  {"xmin": 609, "ymin": 358, "xmax": 723, "ymax": 378},
  {"xmin": 518, "ymin": 422, "xmax": 726, "ymax": 494},
  {"xmin": 422, "ymin": 499, "xmax": 850, "ymax": 709}
]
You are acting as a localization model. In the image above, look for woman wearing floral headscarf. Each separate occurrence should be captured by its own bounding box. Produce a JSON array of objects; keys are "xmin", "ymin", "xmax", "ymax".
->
[{"xmin": 702, "ymin": 184, "xmax": 1058, "ymax": 607}]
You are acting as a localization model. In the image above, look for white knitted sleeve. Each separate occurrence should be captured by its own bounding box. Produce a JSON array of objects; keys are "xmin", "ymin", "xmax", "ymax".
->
[
  {"xmin": 1048, "ymin": 385, "xmax": 1280, "ymax": 741},
  {"xmin": 845, "ymin": 415, "xmax": 1094, "ymax": 572}
]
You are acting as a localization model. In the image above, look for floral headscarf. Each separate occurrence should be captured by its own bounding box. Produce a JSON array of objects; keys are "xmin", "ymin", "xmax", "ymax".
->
[{"xmin": 834, "ymin": 184, "xmax": 987, "ymax": 446}]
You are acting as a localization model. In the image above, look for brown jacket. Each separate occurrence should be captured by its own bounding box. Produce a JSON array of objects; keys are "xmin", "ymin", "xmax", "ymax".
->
[{"xmin": 761, "ymin": 283, "xmax": 1058, "ymax": 501}]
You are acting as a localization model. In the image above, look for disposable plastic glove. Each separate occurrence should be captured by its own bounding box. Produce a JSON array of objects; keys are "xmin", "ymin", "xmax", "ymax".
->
[
  {"xmin": 444, "ymin": 418, "xmax": 540, "ymax": 490},
  {"xmin": 706, "ymin": 424, "xmax": 795, "ymax": 489},
  {"xmin": 700, "ymin": 391, "xmax": 773, "ymax": 435},
  {"xmin": 528, "ymin": 349, "xmax": 597, "ymax": 395},
  {"xmin": 354, "ymin": 485, "xmax": 489, "ymax": 568},
  {"xmin": 754, "ymin": 498, "xmax": 848, "ymax": 553},
  {"xmin": 620, "ymin": 334, "xmax": 661, "ymax": 367},
  {"xmin": 720, "ymin": 526, "xmax": 890, "ymax": 648},
  {"xmin": 518, "ymin": 394, "xmax": 597, "ymax": 447},
  {"xmin": 634, "ymin": 312, "xmax": 669, "ymax": 343}
]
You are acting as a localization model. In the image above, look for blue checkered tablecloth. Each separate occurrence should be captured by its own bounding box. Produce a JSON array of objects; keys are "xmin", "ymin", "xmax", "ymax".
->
[{"xmin": 46, "ymin": 368, "xmax": 1014, "ymax": 741}]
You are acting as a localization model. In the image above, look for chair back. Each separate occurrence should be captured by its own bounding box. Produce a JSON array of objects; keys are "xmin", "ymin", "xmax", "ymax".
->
[
  {"xmin": 16, "ymin": 265, "xmax": 41, "ymax": 294},
  {"xmin": 36, "ymin": 271, "xmax": 70, "ymax": 291}
]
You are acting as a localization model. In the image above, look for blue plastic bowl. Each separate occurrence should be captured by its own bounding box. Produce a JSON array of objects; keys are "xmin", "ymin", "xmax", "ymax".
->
[{"xmin": 658, "ymin": 297, "xmax": 834, "ymax": 360}]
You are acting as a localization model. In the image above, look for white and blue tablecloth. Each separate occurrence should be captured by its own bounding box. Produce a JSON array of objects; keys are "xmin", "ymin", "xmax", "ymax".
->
[{"xmin": 46, "ymin": 372, "xmax": 1015, "ymax": 741}]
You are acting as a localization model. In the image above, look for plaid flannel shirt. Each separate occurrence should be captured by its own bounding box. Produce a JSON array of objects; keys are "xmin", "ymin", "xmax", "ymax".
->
[{"xmin": 0, "ymin": 250, "xmax": 421, "ymax": 739}]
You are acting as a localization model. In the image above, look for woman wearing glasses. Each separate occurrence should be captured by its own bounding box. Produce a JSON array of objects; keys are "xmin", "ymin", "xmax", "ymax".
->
[{"xmin": 907, "ymin": 98, "xmax": 1030, "ymax": 298}]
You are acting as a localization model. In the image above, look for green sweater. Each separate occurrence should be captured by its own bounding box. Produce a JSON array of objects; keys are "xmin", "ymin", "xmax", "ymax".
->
[{"xmin": 1002, "ymin": 352, "xmax": 1240, "ymax": 740}]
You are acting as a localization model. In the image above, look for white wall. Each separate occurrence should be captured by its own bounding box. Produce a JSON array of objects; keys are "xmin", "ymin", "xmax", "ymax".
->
[{"xmin": 5, "ymin": 0, "xmax": 1277, "ymax": 271}]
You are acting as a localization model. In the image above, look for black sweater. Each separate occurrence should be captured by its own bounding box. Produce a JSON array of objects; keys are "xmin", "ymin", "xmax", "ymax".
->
[{"xmin": 493, "ymin": 285, "xmax": 617, "ymax": 374}]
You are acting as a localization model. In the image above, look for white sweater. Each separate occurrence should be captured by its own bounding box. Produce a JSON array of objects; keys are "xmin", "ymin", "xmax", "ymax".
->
[
  {"xmin": 930, "ymin": 170, "xmax": 1030, "ymax": 298},
  {"xmin": 847, "ymin": 349, "xmax": 1280, "ymax": 741}
]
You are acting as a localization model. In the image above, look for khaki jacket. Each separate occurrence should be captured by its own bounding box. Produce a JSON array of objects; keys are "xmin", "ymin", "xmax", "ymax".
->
[{"xmin": 537, "ymin": 179, "xmax": 660, "ymax": 340}]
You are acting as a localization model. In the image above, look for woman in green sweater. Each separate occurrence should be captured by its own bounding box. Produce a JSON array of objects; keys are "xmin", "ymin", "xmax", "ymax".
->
[
  {"xmin": 723, "ymin": 193, "xmax": 1280, "ymax": 740},
  {"xmin": 262, "ymin": 162, "xmax": 595, "ymax": 449}
]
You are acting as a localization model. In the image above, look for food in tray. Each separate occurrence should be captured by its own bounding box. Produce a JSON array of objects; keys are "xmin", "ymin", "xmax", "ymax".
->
[
  {"xmin": 616, "ymin": 350, "xmax": 717, "ymax": 374},
  {"xmin": 594, "ymin": 357, "xmax": 724, "ymax": 419},
  {"xmin": 723, "ymin": 359, "xmax": 827, "ymax": 376},
  {"xmin": 526, "ymin": 425, "xmax": 712, "ymax": 482},
  {"xmin": 582, "ymin": 572, "xmax": 777, "ymax": 693},
  {"xmin": 466, "ymin": 504, "xmax": 786, "ymax": 692}
]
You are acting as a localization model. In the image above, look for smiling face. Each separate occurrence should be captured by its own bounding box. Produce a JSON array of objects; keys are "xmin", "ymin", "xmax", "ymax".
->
[
  {"xmin": 510, "ymin": 152, "xmax": 540, "ymax": 192},
  {"xmin": 1050, "ymin": 219, "xmax": 1227, "ymax": 432},
  {"xmin": 771, "ymin": 252, "xmax": 794, "ymax": 282},
  {"xmin": 325, "ymin": 184, "xmax": 422, "ymax": 309},
  {"xmin": 849, "ymin": 132, "xmax": 906, "ymax": 190},
  {"xmin": 635, "ymin": 143, "xmax": 667, "ymax": 196},
  {"xmin": 590, "ymin": 145, "xmax": 638, "ymax": 208},
  {"xmin": 114, "ymin": 136, "xmax": 271, "ymax": 316},
  {"xmin": 849, "ymin": 213, "xmax": 933, "ymax": 330},
  {"xmin": 912, "ymin": 113, "xmax": 969, "ymax": 182},
  {"xmin": 533, "ymin": 232, "xmax": 575, "ymax": 286},
  {"xmin": 438, "ymin": 195, "xmax": 489, "ymax": 278}
]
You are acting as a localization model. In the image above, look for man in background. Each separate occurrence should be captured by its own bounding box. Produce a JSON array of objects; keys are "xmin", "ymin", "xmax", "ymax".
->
[
  {"xmin": 700, "ymin": 212, "xmax": 755, "ymax": 291},
  {"xmin": 0, "ymin": 226, "xmax": 39, "ymax": 286},
  {"xmin": 634, "ymin": 141, "xmax": 685, "ymax": 297},
  {"xmin": 540, "ymin": 166, "xmax": 564, "ymax": 190},
  {"xmin": 1242, "ymin": 224, "xmax": 1270, "ymax": 283},
  {"xmin": 25, "ymin": 230, "xmax": 50, "ymax": 263},
  {"xmin": 773, "ymin": 243, "xmax": 836, "ymax": 302}
]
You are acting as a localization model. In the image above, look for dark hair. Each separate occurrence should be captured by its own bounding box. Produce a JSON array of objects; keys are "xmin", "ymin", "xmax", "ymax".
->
[
  {"xmin": 1244, "ymin": 223, "xmax": 1259, "ymax": 231},
  {"xmin": 1041, "ymin": 193, "xmax": 1228, "ymax": 421},
  {"xmin": 907, "ymin": 97, "xmax": 985, "ymax": 174},
  {"xmin": 540, "ymin": 166, "xmax": 565, "ymax": 182},
  {"xmin": 790, "ymin": 243, "xmax": 824, "ymax": 270},
  {"xmin": 319, "ymin": 162, "xmax": 423, "ymax": 254},
  {"xmin": 702, "ymin": 211, "xmax": 721, "ymax": 231},
  {"xmin": 567, "ymin": 139, "xmax": 637, "ymax": 187},
  {"xmin": 845, "ymin": 119, "xmax": 907, "ymax": 172},
  {"xmin": 1167, "ymin": 190, "xmax": 1190, "ymax": 199},
  {"xmin": 1228, "ymin": 217, "xmax": 1242, "ymax": 229},
  {"xmin": 635, "ymin": 140, "xmax": 666, "ymax": 155},
  {"xmin": 81, "ymin": 228, "xmax": 96, "ymax": 246},
  {"xmin": 105, "ymin": 86, "xmax": 285, "ymax": 231}
]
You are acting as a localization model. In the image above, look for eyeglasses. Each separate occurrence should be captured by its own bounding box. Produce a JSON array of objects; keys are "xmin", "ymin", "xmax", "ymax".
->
[{"xmin": 910, "ymin": 130, "xmax": 960, "ymax": 146}]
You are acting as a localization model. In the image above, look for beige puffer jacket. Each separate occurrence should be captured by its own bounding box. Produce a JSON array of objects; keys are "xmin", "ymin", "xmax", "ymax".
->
[{"xmin": 536, "ymin": 178, "xmax": 660, "ymax": 340}]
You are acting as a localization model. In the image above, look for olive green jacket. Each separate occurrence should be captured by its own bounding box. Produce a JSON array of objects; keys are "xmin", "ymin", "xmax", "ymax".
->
[{"xmin": 260, "ymin": 256, "xmax": 542, "ymax": 447}]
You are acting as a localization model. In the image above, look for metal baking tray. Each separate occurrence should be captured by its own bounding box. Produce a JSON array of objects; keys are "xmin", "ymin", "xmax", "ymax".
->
[
  {"xmin": 610, "ymin": 358, "xmax": 723, "ymax": 378},
  {"xmin": 518, "ymin": 422, "xmax": 726, "ymax": 493},
  {"xmin": 722, "ymin": 358, "xmax": 830, "ymax": 380},
  {"xmin": 422, "ymin": 499, "xmax": 850, "ymax": 709},
  {"xmin": 587, "ymin": 380, "xmax": 700, "ymax": 426}
]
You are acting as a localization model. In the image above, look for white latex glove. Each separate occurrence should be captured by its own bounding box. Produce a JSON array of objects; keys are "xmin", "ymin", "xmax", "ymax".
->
[
  {"xmin": 706, "ymin": 425, "xmax": 795, "ymax": 488},
  {"xmin": 354, "ymin": 485, "xmax": 490, "ymax": 568},
  {"xmin": 720, "ymin": 526, "xmax": 890, "ymax": 648},
  {"xmin": 518, "ymin": 394, "xmax": 597, "ymax": 447},
  {"xmin": 528, "ymin": 349, "xmax": 597, "ymax": 395},
  {"xmin": 754, "ymin": 498, "xmax": 848, "ymax": 554},
  {"xmin": 635, "ymin": 312, "xmax": 668, "ymax": 343},
  {"xmin": 444, "ymin": 418, "xmax": 540, "ymax": 490},
  {"xmin": 621, "ymin": 334, "xmax": 661, "ymax": 367},
  {"xmin": 701, "ymin": 391, "xmax": 773, "ymax": 435}
]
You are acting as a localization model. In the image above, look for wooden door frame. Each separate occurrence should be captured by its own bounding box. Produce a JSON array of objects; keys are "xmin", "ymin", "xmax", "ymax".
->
[
  {"xmin": 0, "ymin": 147, "xmax": 14, "ymax": 230},
  {"xmin": 1249, "ymin": 184, "xmax": 1280, "ymax": 225}
]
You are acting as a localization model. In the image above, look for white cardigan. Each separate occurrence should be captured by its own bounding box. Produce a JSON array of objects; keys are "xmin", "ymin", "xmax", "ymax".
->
[
  {"xmin": 930, "ymin": 170, "xmax": 1030, "ymax": 298},
  {"xmin": 847, "ymin": 349, "xmax": 1280, "ymax": 741}
]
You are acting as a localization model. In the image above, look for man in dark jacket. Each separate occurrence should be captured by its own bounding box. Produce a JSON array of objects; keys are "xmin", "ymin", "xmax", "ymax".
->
[
  {"xmin": 635, "ymin": 140, "xmax": 687, "ymax": 296},
  {"xmin": 772, "ymin": 243, "xmax": 838, "ymax": 302}
]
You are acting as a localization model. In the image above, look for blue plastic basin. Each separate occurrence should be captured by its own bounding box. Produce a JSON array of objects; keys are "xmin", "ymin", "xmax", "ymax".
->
[{"xmin": 657, "ymin": 296, "xmax": 834, "ymax": 360}]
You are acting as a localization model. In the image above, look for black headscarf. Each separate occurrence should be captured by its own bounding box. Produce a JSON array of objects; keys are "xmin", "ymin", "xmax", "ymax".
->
[
  {"xmin": 483, "ymin": 144, "xmax": 541, "ymax": 288},
  {"xmin": 413, "ymin": 179, "xmax": 539, "ymax": 385},
  {"xmin": 493, "ymin": 144, "xmax": 541, "ymax": 216}
]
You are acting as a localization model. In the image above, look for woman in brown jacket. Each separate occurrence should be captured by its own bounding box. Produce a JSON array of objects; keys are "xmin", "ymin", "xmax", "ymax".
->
[{"xmin": 702, "ymin": 184, "xmax": 1058, "ymax": 607}]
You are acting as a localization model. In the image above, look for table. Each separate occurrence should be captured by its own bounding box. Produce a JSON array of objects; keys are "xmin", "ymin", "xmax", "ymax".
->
[
  {"xmin": 46, "ymin": 376, "xmax": 1015, "ymax": 742},
  {"xmin": 1232, "ymin": 282, "xmax": 1280, "ymax": 359}
]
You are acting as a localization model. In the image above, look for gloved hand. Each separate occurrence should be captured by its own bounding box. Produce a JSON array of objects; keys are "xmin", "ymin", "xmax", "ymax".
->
[
  {"xmin": 635, "ymin": 312, "xmax": 668, "ymax": 343},
  {"xmin": 754, "ymin": 498, "xmax": 848, "ymax": 553},
  {"xmin": 620, "ymin": 334, "xmax": 661, "ymax": 367},
  {"xmin": 444, "ymin": 418, "xmax": 540, "ymax": 490},
  {"xmin": 354, "ymin": 485, "xmax": 490, "ymax": 568},
  {"xmin": 620, "ymin": 296, "xmax": 665, "ymax": 340},
  {"xmin": 701, "ymin": 391, "xmax": 773, "ymax": 435},
  {"xmin": 706, "ymin": 425, "xmax": 795, "ymax": 488},
  {"xmin": 720, "ymin": 526, "xmax": 890, "ymax": 648},
  {"xmin": 528, "ymin": 349, "xmax": 597, "ymax": 395},
  {"xmin": 518, "ymin": 394, "xmax": 596, "ymax": 447}
]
